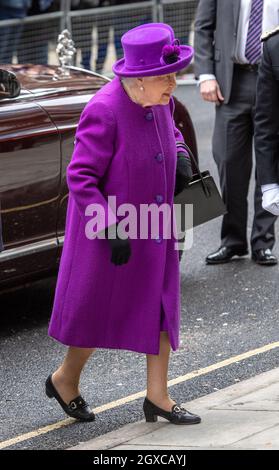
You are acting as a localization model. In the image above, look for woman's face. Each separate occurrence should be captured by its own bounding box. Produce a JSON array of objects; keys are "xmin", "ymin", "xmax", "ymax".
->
[{"xmin": 140, "ymin": 73, "xmax": 177, "ymax": 106}]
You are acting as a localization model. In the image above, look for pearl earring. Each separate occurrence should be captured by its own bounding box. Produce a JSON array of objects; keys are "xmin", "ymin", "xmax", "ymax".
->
[{"xmin": 140, "ymin": 86, "xmax": 144, "ymax": 91}]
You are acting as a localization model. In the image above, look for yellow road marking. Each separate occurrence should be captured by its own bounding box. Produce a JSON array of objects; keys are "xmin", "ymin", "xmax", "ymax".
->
[{"xmin": 0, "ymin": 341, "xmax": 278, "ymax": 449}]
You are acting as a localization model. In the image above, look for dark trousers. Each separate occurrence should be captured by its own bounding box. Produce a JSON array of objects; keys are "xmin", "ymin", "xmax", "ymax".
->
[{"xmin": 212, "ymin": 65, "xmax": 277, "ymax": 251}]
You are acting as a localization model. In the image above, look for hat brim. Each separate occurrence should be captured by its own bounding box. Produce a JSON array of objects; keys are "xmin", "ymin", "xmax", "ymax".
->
[{"xmin": 112, "ymin": 45, "xmax": 194, "ymax": 77}]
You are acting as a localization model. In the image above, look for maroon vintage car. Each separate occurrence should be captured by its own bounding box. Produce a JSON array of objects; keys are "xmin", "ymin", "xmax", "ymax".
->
[{"xmin": 0, "ymin": 64, "xmax": 197, "ymax": 290}]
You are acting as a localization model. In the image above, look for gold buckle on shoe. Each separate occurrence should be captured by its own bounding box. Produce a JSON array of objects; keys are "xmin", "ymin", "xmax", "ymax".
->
[
  {"xmin": 69, "ymin": 401, "xmax": 77, "ymax": 410},
  {"xmin": 173, "ymin": 405, "xmax": 182, "ymax": 413},
  {"xmin": 173, "ymin": 404, "xmax": 187, "ymax": 414}
]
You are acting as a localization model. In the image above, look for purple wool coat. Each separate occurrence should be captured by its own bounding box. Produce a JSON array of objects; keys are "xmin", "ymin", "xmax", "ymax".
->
[{"xmin": 48, "ymin": 76, "xmax": 188, "ymax": 355}]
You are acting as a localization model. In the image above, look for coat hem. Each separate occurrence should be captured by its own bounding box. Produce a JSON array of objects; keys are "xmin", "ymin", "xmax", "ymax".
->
[{"xmin": 48, "ymin": 333, "xmax": 170, "ymax": 355}]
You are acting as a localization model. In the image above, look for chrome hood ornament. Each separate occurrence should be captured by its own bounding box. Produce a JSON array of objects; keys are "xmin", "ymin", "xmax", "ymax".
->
[{"xmin": 56, "ymin": 29, "xmax": 76, "ymax": 77}]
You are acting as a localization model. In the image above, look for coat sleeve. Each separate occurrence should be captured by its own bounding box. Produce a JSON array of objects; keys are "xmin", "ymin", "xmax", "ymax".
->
[
  {"xmin": 194, "ymin": 0, "xmax": 217, "ymax": 78},
  {"xmin": 254, "ymin": 40, "xmax": 279, "ymax": 185},
  {"xmin": 66, "ymin": 100, "xmax": 119, "ymax": 234}
]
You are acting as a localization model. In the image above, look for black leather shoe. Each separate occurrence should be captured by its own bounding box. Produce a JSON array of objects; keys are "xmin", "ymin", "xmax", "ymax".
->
[
  {"xmin": 206, "ymin": 246, "xmax": 248, "ymax": 265},
  {"xmin": 45, "ymin": 375, "xmax": 95, "ymax": 422},
  {"xmin": 251, "ymin": 248, "xmax": 278, "ymax": 266},
  {"xmin": 143, "ymin": 397, "xmax": 201, "ymax": 425}
]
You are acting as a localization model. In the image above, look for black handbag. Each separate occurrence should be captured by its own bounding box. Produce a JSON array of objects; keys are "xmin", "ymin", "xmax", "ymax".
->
[{"xmin": 174, "ymin": 141, "xmax": 227, "ymax": 229}]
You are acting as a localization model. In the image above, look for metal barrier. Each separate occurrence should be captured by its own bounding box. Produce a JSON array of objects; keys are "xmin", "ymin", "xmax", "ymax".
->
[
  {"xmin": 0, "ymin": 0, "xmax": 198, "ymax": 74},
  {"xmin": 159, "ymin": 0, "xmax": 198, "ymax": 44}
]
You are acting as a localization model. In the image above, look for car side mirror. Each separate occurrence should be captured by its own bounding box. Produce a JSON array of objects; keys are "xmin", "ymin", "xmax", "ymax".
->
[{"xmin": 0, "ymin": 69, "xmax": 21, "ymax": 99}]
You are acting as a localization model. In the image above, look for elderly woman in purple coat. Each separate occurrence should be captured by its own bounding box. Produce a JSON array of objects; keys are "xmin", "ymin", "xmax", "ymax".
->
[{"xmin": 46, "ymin": 23, "xmax": 201, "ymax": 426}]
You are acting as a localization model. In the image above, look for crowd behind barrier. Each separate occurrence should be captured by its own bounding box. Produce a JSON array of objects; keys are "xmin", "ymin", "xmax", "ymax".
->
[{"xmin": 0, "ymin": 0, "xmax": 198, "ymax": 74}]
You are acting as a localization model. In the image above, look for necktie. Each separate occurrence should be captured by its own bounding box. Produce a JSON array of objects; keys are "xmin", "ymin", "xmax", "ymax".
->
[{"xmin": 245, "ymin": 0, "xmax": 264, "ymax": 64}]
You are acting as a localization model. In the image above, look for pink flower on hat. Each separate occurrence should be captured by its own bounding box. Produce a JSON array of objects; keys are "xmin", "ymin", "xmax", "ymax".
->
[{"xmin": 160, "ymin": 39, "xmax": 181, "ymax": 65}]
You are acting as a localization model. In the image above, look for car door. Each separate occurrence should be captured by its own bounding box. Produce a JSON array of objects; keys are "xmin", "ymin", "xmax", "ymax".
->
[{"xmin": 0, "ymin": 90, "xmax": 61, "ymax": 282}]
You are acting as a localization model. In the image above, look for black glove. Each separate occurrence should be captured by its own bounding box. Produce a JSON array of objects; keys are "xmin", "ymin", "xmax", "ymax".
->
[
  {"xmin": 174, "ymin": 152, "xmax": 193, "ymax": 196},
  {"xmin": 178, "ymin": 233, "xmax": 186, "ymax": 262},
  {"xmin": 105, "ymin": 223, "xmax": 131, "ymax": 266}
]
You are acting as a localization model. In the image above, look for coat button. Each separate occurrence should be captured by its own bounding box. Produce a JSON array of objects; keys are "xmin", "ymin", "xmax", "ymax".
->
[
  {"xmin": 145, "ymin": 112, "xmax": 153, "ymax": 121},
  {"xmin": 155, "ymin": 194, "xmax": 164, "ymax": 203},
  {"xmin": 155, "ymin": 153, "xmax": 164, "ymax": 162},
  {"xmin": 155, "ymin": 235, "xmax": 162, "ymax": 244}
]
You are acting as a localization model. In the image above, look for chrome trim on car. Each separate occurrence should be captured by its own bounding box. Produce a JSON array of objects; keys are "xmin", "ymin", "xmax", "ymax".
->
[
  {"xmin": 58, "ymin": 236, "xmax": 65, "ymax": 246},
  {"xmin": 0, "ymin": 238, "xmax": 58, "ymax": 262},
  {"xmin": 64, "ymin": 65, "xmax": 110, "ymax": 82}
]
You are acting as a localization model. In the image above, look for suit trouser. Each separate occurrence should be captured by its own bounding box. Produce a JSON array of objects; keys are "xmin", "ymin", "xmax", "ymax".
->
[{"xmin": 212, "ymin": 65, "xmax": 277, "ymax": 251}]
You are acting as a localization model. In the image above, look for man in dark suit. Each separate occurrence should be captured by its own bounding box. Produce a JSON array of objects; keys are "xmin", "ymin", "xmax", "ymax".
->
[
  {"xmin": 255, "ymin": 26, "xmax": 279, "ymax": 216},
  {"xmin": 194, "ymin": 0, "xmax": 279, "ymax": 265}
]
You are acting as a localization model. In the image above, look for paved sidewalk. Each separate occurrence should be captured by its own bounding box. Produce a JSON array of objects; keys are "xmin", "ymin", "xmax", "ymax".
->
[{"xmin": 71, "ymin": 368, "xmax": 279, "ymax": 450}]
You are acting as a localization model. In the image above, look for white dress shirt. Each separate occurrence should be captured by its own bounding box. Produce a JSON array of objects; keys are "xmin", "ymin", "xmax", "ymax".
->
[
  {"xmin": 262, "ymin": 185, "xmax": 279, "ymax": 215},
  {"xmin": 199, "ymin": 0, "xmax": 279, "ymax": 84}
]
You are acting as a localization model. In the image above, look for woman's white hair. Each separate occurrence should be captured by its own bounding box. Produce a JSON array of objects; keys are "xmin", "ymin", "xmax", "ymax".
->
[
  {"xmin": 120, "ymin": 77, "xmax": 138, "ymax": 86},
  {"xmin": 121, "ymin": 76, "xmax": 155, "ymax": 87}
]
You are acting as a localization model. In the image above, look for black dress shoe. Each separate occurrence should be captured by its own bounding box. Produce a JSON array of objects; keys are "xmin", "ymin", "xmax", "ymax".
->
[
  {"xmin": 143, "ymin": 397, "xmax": 201, "ymax": 425},
  {"xmin": 206, "ymin": 246, "xmax": 248, "ymax": 265},
  {"xmin": 251, "ymin": 248, "xmax": 278, "ymax": 266},
  {"xmin": 45, "ymin": 375, "xmax": 95, "ymax": 422}
]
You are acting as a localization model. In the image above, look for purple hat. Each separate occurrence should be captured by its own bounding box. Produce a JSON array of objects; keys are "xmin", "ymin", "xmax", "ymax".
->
[{"xmin": 112, "ymin": 23, "xmax": 194, "ymax": 77}]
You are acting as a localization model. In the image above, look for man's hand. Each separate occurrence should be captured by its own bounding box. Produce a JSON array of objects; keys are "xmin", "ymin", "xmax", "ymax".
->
[
  {"xmin": 200, "ymin": 79, "xmax": 224, "ymax": 104},
  {"xmin": 262, "ymin": 186, "xmax": 279, "ymax": 216}
]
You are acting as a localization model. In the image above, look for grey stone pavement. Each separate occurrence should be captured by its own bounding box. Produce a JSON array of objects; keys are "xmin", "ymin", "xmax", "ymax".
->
[{"xmin": 71, "ymin": 368, "xmax": 279, "ymax": 450}]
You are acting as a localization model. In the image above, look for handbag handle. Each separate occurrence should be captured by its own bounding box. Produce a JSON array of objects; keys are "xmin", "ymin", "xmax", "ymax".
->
[{"xmin": 176, "ymin": 141, "xmax": 211, "ymax": 198}]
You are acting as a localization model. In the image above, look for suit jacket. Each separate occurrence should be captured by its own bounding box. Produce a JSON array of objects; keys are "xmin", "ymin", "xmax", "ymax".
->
[
  {"xmin": 194, "ymin": 0, "xmax": 241, "ymax": 104},
  {"xmin": 255, "ymin": 31, "xmax": 279, "ymax": 186}
]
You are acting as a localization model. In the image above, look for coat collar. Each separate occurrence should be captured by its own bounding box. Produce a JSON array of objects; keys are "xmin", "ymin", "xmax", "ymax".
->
[{"xmin": 114, "ymin": 76, "xmax": 154, "ymax": 114}]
